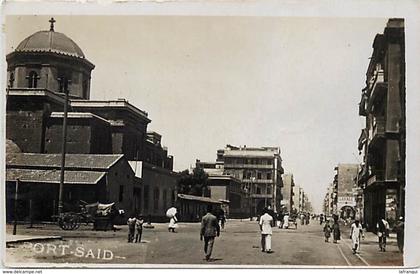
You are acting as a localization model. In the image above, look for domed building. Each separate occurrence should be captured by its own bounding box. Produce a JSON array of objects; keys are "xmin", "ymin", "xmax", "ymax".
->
[
  {"xmin": 6, "ymin": 18, "xmax": 94, "ymax": 99},
  {"xmin": 5, "ymin": 18, "xmax": 177, "ymax": 222}
]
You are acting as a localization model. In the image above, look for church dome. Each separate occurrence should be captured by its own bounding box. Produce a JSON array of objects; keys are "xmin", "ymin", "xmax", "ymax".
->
[{"xmin": 15, "ymin": 30, "xmax": 85, "ymax": 59}]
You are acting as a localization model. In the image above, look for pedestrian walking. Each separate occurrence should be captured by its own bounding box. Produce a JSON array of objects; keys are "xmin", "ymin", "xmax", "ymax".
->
[
  {"xmin": 200, "ymin": 205, "xmax": 220, "ymax": 261},
  {"xmin": 394, "ymin": 216, "xmax": 404, "ymax": 253},
  {"xmin": 350, "ymin": 220, "xmax": 364, "ymax": 254},
  {"xmin": 168, "ymin": 214, "xmax": 178, "ymax": 232},
  {"xmin": 283, "ymin": 213, "xmax": 289, "ymax": 229},
  {"xmin": 300, "ymin": 213, "xmax": 305, "ymax": 226},
  {"xmin": 267, "ymin": 205, "xmax": 277, "ymax": 227},
  {"xmin": 127, "ymin": 215, "xmax": 136, "ymax": 243},
  {"xmin": 134, "ymin": 215, "xmax": 144, "ymax": 243},
  {"xmin": 218, "ymin": 208, "xmax": 226, "ymax": 229},
  {"xmin": 166, "ymin": 207, "xmax": 178, "ymax": 233},
  {"xmin": 259, "ymin": 207, "xmax": 274, "ymax": 253},
  {"xmin": 332, "ymin": 219, "xmax": 341, "ymax": 243},
  {"xmin": 320, "ymin": 214, "xmax": 324, "ymax": 225},
  {"xmin": 377, "ymin": 218, "xmax": 390, "ymax": 252},
  {"xmin": 323, "ymin": 220, "xmax": 331, "ymax": 242},
  {"xmin": 277, "ymin": 211, "xmax": 284, "ymax": 229}
]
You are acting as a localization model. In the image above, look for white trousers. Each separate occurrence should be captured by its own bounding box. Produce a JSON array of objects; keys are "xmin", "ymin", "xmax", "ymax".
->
[{"xmin": 262, "ymin": 234, "xmax": 272, "ymax": 251}]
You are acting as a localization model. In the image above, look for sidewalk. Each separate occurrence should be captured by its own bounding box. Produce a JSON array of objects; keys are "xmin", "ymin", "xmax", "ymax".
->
[{"xmin": 6, "ymin": 234, "xmax": 62, "ymax": 245}]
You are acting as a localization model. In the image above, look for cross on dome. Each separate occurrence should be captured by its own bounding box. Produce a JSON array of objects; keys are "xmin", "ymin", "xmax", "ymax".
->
[{"xmin": 49, "ymin": 17, "xmax": 56, "ymax": 31}]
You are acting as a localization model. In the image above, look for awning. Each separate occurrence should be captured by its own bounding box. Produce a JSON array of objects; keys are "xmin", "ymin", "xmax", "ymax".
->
[
  {"xmin": 177, "ymin": 194, "xmax": 221, "ymax": 204},
  {"xmin": 6, "ymin": 168, "xmax": 106, "ymax": 185}
]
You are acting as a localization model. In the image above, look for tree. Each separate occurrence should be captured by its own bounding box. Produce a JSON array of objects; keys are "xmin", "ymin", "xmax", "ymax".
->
[{"xmin": 177, "ymin": 167, "xmax": 209, "ymax": 196}]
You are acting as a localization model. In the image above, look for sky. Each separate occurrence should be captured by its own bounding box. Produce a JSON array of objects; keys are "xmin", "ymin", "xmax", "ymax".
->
[{"xmin": 5, "ymin": 15, "xmax": 389, "ymax": 213}]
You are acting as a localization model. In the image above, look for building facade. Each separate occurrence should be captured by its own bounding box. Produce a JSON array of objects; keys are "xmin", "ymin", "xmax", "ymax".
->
[
  {"xmin": 217, "ymin": 145, "xmax": 284, "ymax": 215},
  {"xmin": 281, "ymin": 173, "xmax": 295, "ymax": 213},
  {"xmin": 357, "ymin": 19, "xmax": 405, "ymax": 230},
  {"xmin": 6, "ymin": 153, "xmax": 135, "ymax": 221},
  {"xmin": 5, "ymin": 19, "xmax": 177, "ymax": 222},
  {"xmin": 195, "ymin": 159, "xmax": 249, "ymax": 218},
  {"xmin": 335, "ymin": 164, "xmax": 359, "ymax": 220}
]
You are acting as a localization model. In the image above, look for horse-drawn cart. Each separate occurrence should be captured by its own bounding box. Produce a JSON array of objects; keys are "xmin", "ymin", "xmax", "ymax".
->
[{"xmin": 53, "ymin": 201, "xmax": 121, "ymax": 231}]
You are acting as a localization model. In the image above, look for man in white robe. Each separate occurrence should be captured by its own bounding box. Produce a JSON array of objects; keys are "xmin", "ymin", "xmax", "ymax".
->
[{"xmin": 350, "ymin": 219, "xmax": 364, "ymax": 254}]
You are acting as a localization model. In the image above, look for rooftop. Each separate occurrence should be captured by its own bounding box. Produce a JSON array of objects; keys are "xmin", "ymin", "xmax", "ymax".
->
[
  {"xmin": 6, "ymin": 168, "xmax": 105, "ymax": 184},
  {"xmin": 223, "ymin": 149, "xmax": 279, "ymax": 158},
  {"xmin": 50, "ymin": 112, "xmax": 110, "ymax": 124},
  {"xmin": 6, "ymin": 153, "xmax": 124, "ymax": 170},
  {"xmin": 70, "ymin": 99, "xmax": 150, "ymax": 123},
  {"xmin": 15, "ymin": 30, "xmax": 86, "ymax": 59}
]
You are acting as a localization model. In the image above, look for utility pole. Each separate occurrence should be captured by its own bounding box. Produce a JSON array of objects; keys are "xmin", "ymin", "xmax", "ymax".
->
[
  {"xmin": 13, "ymin": 179, "xmax": 20, "ymax": 235},
  {"xmin": 58, "ymin": 77, "xmax": 71, "ymax": 215},
  {"xmin": 249, "ymin": 177, "xmax": 255, "ymax": 221}
]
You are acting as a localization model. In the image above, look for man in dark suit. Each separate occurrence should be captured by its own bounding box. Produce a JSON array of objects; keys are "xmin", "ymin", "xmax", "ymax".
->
[{"xmin": 200, "ymin": 205, "xmax": 220, "ymax": 261}]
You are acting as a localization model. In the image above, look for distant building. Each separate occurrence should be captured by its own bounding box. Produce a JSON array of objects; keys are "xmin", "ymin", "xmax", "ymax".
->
[
  {"xmin": 207, "ymin": 175, "xmax": 247, "ymax": 218},
  {"xmin": 292, "ymin": 185, "xmax": 304, "ymax": 213},
  {"xmin": 335, "ymin": 164, "xmax": 359, "ymax": 219},
  {"xmin": 195, "ymin": 160, "xmax": 224, "ymax": 176},
  {"xmin": 144, "ymin": 132, "xmax": 174, "ymax": 170},
  {"xmin": 176, "ymin": 194, "xmax": 222, "ymax": 222},
  {"xmin": 323, "ymin": 184, "xmax": 335, "ymax": 216},
  {"xmin": 302, "ymin": 193, "xmax": 312, "ymax": 213},
  {"xmin": 281, "ymin": 173, "xmax": 295, "ymax": 213},
  {"xmin": 357, "ymin": 19, "xmax": 405, "ymax": 230},
  {"xmin": 217, "ymin": 145, "xmax": 284, "ymax": 215},
  {"xmin": 195, "ymin": 159, "xmax": 248, "ymax": 218}
]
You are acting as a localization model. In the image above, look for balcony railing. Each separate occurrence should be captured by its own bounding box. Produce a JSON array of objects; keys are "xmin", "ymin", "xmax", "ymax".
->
[
  {"xmin": 242, "ymin": 179, "xmax": 273, "ymax": 184},
  {"xmin": 366, "ymin": 170, "xmax": 385, "ymax": 187},
  {"xmin": 368, "ymin": 117, "xmax": 385, "ymax": 148},
  {"xmin": 373, "ymin": 118, "xmax": 385, "ymax": 137},
  {"xmin": 224, "ymin": 163, "xmax": 273, "ymax": 169},
  {"xmin": 251, "ymin": 193, "xmax": 272, "ymax": 199},
  {"xmin": 368, "ymin": 69, "xmax": 387, "ymax": 109}
]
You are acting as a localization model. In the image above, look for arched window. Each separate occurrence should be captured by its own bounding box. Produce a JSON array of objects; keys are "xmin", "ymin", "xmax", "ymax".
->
[
  {"xmin": 8, "ymin": 72, "xmax": 15, "ymax": 88},
  {"xmin": 27, "ymin": 71, "xmax": 39, "ymax": 88}
]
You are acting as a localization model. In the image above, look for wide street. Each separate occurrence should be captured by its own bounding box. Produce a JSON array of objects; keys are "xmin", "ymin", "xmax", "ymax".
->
[{"xmin": 5, "ymin": 219, "xmax": 403, "ymax": 267}]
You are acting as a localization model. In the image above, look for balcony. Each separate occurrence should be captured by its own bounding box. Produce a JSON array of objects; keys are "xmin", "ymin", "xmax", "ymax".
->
[
  {"xmin": 366, "ymin": 170, "xmax": 385, "ymax": 188},
  {"xmin": 242, "ymin": 179, "xmax": 273, "ymax": 184},
  {"xmin": 224, "ymin": 163, "xmax": 273, "ymax": 169},
  {"xmin": 359, "ymin": 92, "xmax": 368, "ymax": 116},
  {"xmin": 368, "ymin": 117, "xmax": 385, "ymax": 148},
  {"xmin": 368, "ymin": 69, "xmax": 387, "ymax": 110},
  {"xmin": 251, "ymin": 193, "xmax": 272, "ymax": 199}
]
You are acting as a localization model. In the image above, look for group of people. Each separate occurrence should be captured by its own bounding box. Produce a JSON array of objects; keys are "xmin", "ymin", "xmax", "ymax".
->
[
  {"xmin": 126, "ymin": 206, "xmax": 405, "ymax": 262},
  {"xmin": 323, "ymin": 215, "xmax": 341, "ymax": 244},
  {"xmin": 323, "ymin": 216, "xmax": 364, "ymax": 254},
  {"xmin": 322, "ymin": 215, "xmax": 405, "ymax": 255},
  {"xmin": 126, "ymin": 215, "xmax": 144, "ymax": 243}
]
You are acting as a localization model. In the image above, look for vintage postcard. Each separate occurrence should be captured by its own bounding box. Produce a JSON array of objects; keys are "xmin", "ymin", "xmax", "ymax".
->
[{"xmin": 1, "ymin": 0, "xmax": 419, "ymax": 270}]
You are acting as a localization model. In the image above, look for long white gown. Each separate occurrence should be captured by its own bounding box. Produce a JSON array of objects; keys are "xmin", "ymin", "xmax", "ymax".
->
[
  {"xmin": 169, "ymin": 216, "xmax": 178, "ymax": 229},
  {"xmin": 350, "ymin": 223, "xmax": 363, "ymax": 251}
]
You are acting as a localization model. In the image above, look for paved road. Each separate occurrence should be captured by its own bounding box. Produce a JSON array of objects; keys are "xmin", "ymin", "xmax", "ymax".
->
[{"xmin": 5, "ymin": 220, "xmax": 403, "ymax": 266}]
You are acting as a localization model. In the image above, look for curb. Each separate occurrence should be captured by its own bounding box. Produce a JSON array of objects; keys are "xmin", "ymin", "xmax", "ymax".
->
[{"xmin": 6, "ymin": 235, "xmax": 63, "ymax": 245}]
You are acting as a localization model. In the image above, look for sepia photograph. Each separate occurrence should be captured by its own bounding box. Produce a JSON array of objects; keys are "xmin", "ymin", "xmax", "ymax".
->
[{"xmin": 1, "ymin": 3, "xmax": 418, "ymax": 269}]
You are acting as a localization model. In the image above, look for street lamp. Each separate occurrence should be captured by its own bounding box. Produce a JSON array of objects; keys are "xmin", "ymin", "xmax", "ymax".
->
[{"xmin": 58, "ymin": 77, "xmax": 71, "ymax": 215}]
